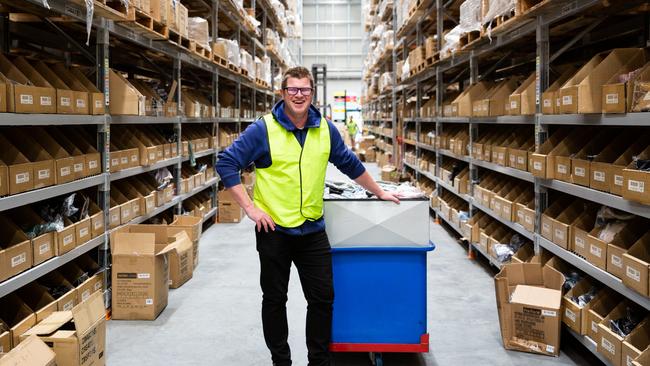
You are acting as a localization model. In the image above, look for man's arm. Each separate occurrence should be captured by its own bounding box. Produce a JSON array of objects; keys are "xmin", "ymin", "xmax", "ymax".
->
[
  {"xmin": 224, "ymin": 184, "xmax": 276, "ymax": 232},
  {"xmin": 327, "ymin": 121, "xmax": 399, "ymax": 203}
]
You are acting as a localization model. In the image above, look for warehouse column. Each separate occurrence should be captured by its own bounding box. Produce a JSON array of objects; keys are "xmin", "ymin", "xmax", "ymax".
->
[
  {"xmin": 534, "ymin": 16, "xmax": 549, "ymax": 252},
  {"xmin": 174, "ymin": 56, "xmax": 183, "ymax": 214}
]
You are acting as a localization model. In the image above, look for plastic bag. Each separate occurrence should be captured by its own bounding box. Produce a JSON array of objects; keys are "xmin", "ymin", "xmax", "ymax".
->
[
  {"xmin": 610, "ymin": 306, "xmax": 644, "ymax": 337},
  {"xmin": 562, "ymin": 271, "xmax": 581, "ymax": 292},
  {"xmin": 188, "ymin": 17, "xmax": 210, "ymax": 49},
  {"xmin": 571, "ymin": 286, "xmax": 599, "ymax": 307},
  {"xmin": 494, "ymin": 244, "xmax": 515, "ymax": 263},
  {"xmin": 84, "ymin": 0, "xmax": 94, "ymax": 46},
  {"xmin": 155, "ymin": 168, "xmax": 174, "ymax": 190}
]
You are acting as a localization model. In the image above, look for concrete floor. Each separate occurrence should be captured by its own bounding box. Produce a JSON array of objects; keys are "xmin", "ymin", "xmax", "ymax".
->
[{"xmin": 107, "ymin": 164, "xmax": 601, "ymax": 365}]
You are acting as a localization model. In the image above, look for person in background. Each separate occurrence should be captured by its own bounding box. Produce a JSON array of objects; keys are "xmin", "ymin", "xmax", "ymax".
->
[
  {"xmin": 216, "ymin": 66, "xmax": 399, "ymax": 366},
  {"xmin": 345, "ymin": 115, "xmax": 358, "ymax": 149}
]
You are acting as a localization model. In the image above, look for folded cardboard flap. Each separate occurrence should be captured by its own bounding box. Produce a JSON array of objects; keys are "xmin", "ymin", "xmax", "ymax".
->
[
  {"xmin": 0, "ymin": 335, "xmax": 56, "ymax": 366},
  {"xmin": 511, "ymin": 285, "xmax": 562, "ymax": 310}
]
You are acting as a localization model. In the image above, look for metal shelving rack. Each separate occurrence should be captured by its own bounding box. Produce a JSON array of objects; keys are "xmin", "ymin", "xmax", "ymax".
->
[
  {"xmin": 0, "ymin": 0, "xmax": 290, "ymax": 306},
  {"xmin": 365, "ymin": 0, "xmax": 650, "ymax": 361}
]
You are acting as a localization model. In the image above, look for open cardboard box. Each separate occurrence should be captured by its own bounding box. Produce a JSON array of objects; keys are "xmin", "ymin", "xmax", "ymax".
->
[
  {"xmin": 551, "ymin": 199, "xmax": 586, "ymax": 250},
  {"xmin": 473, "ymin": 79, "xmax": 519, "ymax": 117},
  {"xmin": 622, "ymin": 145, "xmax": 650, "ymax": 205},
  {"xmin": 610, "ymin": 137, "xmax": 650, "ymax": 197},
  {"xmin": 623, "ymin": 316, "xmax": 650, "ymax": 366},
  {"xmin": 540, "ymin": 197, "xmax": 573, "ymax": 241},
  {"xmin": 76, "ymin": 254, "xmax": 105, "ymax": 296},
  {"xmin": 516, "ymin": 197, "xmax": 535, "ymax": 233},
  {"xmin": 510, "ymin": 189, "xmax": 534, "ymax": 225},
  {"xmin": 130, "ymin": 79, "xmax": 164, "ymax": 116},
  {"xmin": 494, "ymin": 263, "xmax": 565, "ymax": 357},
  {"xmin": 25, "ymin": 128, "xmax": 76, "ymax": 185},
  {"xmin": 128, "ymin": 178, "xmax": 158, "ymax": 212},
  {"xmin": 569, "ymin": 129, "xmax": 612, "ymax": 187},
  {"xmin": 88, "ymin": 200, "xmax": 104, "ymax": 239},
  {"xmin": 48, "ymin": 64, "xmax": 93, "ymax": 115},
  {"xmin": 0, "ymin": 294, "xmax": 36, "ymax": 349},
  {"xmin": 58, "ymin": 128, "xmax": 101, "ymax": 177},
  {"xmin": 21, "ymin": 291, "xmax": 106, "ymax": 366},
  {"xmin": 4, "ymin": 130, "xmax": 55, "ymax": 190},
  {"xmin": 622, "ymin": 231, "xmax": 650, "ymax": 296},
  {"xmin": 508, "ymin": 135, "xmax": 534, "ymax": 171},
  {"xmin": 8, "ymin": 207, "xmax": 54, "ymax": 266},
  {"xmin": 550, "ymin": 129, "xmax": 596, "ymax": 183},
  {"xmin": 37, "ymin": 271, "xmax": 77, "ymax": 313},
  {"xmin": 0, "ymin": 215, "xmax": 32, "ymax": 282},
  {"xmin": 6, "ymin": 56, "xmax": 56, "ymax": 114},
  {"xmin": 16, "ymin": 282, "xmax": 57, "ymax": 324},
  {"xmin": 559, "ymin": 53, "xmax": 607, "ymax": 114},
  {"xmin": 508, "ymin": 72, "xmax": 536, "ymax": 115},
  {"xmin": 109, "ymin": 69, "xmax": 145, "ymax": 115},
  {"xmin": 590, "ymin": 131, "xmax": 645, "ymax": 193},
  {"xmin": 530, "ymin": 127, "xmax": 571, "ymax": 178},
  {"xmin": 588, "ymin": 219, "xmax": 646, "ymax": 271},
  {"xmin": 571, "ymin": 207, "xmax": 598, "ymax": 258},
  {"xmin": 542, "ymin": 67, "xmax": 577, "ymax": 114},
  {"xmin": 479, "ymin": 221, "xmax": 501, "ymax": 253},
  {"xmin": 587, "ymin": 290, "xmax": 622, "ymax": 347},
  {"xmin": 43, "ymin": 128, "xmax": 90, "ymax": 180},
  {"xmin": 510, "ymin": 243, "xmax": 535, "ymax": 264},
  {"xmin": 58, "ymin": 261, "xmax": 96, "ymax": 304},
  {"xmin": 32, "ymin": 61, "xmax": 79, "ymax": 115},
  {"xmin": 67, "ymin": 66, "xmax": 105, "ymax": 115},
  {"xmin": 452, "ymin": 81, "xmax": 494, "ymax": 117},
  {"xmin": 110, "ymin": 188, "xmax": 135, "ymax": 225},
  {"xmin": 602, "ymin": 53, "xmax": 648, "ymax": 113},
  {"xmin": 562, "ymin": 278, "xmax": 600, "ymax": 335},
  {"xmin": 598, "ymin": 301, "xmax": 645, "ymax": 366}
]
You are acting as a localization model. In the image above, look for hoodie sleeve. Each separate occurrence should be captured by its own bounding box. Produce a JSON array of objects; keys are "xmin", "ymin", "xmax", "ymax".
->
[
  {"xmin": 327, "ymin": 120, "xmax": 366, "ymax": 179},
  {"xmin": 216, "ymin": 120, "xmax": 270, "ymax": 188}
]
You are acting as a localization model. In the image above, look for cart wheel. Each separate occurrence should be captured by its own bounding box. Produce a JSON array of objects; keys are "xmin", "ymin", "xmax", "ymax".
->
[{"xmin": 369, "ymin": 352, "xmax": 383, "ymax": 366}]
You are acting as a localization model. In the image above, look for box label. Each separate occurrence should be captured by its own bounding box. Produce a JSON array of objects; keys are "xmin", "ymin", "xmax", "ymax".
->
[
  {"xmin": 628, "ymin": 355, "xmax": 635, "ymax": 366},
  {"xmin": 74, "ymin": 163, "xmax": 84, "ymax": 172},
  {"xmin": 565, "ymin": 308, "xmax": 576, "ymax": 322},
  {"xmin": 606, "ymin": 93, "xmax": 618, "ymax": 105},
  {"xmin": 542, "ymin": 309, "xmax": 556, "ymax": 317},
  {"xmin": 543, "ymin": 223, "xmax": 550, "ymax": 232},
  {"xmin": 94, "ymin": 220, "xmax": 103, "ymax": 229},
  {"xmin": 601, "ymin": 337, "xmax": 615, "ymax": 355},
  {"xmin": 82, "ymin": 290, "xmax": 91, "ymax": 302},
  {"xmin": 562, "ymin": 95, "xmax": 573, "ymax": 105},
  {"xmin": 138, "ymin": 273, "xmax": 150, "ymax": 279},
  {"xmin": 543, "ymin": 99, "xmax": 551, "ymax": 107},
  {"xmin": 575, "ymin": 237, "xmax": 585, "ymax": 248},
  {"xmin": 131, "ymin": 155, "xmax": 138, "ymax": 162},
  {"xmin": 628, "ymin": 180, "xmax": 645, "ymax": 193},
  {"xmin": 517, "ymin": 156, "xmax": 525, "ymax": 164},
  {"xmin": 627, "ymin": 266, "xmax": 641, "ymax": 282},
  {"xmin": 61, "ymin": 166, "xmax": 71, "ymax": 176},
  {"xmin": 612, "ymin": 255, "xmax": 622, "ymax": 268},
  {"xmin": 120, "ymin": 157, "xmax": 128, "ymax": 164},
  {"xmin": 76, "ymin": 99, "xmax": 86, "ymax": 108},
  {"xmin": 556, "ymin": 98, "xmax": 561, "ymax": 107},
  {"xmin": 39, "ymin": 242, "xmax": 51, "ymax": 255},
  {"xmin": 16, "ymin": 172, "xmax": 29, "ymax": 184},
  {"xmin": 11, "ymin": 253, "xmax": 26, "ymax": 267},
  {"xmin": 615, "ymin": 175, "xmax": 623, "ymax": 186},
  {"xmin": 546, "ymin": 345, "xmax": 555, "ymax": 354},
  {"xmin": 149, "ymin": 152, "xmax": 156, "ymax": 160},
  {"xmin": 575, "ymin": 167, "xmax": 585, "ymax": 177},
  {"xmin": 590, "ymin": 245, "xmax": 602, "ymax": 258},
  {"xmin": 145, "ymin": 298, "xmax": 153, "ymax": 305},
  {"xmin": 38, "ymin": 169, "xmax": 50, "ymax": 179},
  {"xmin": 40, "ymin": 96, "xmax": 52, "ymax": 106},
  {"xmin": 63, "ymin": 234, "xmax": 74, "ymax": 246},
  {"xmin": 594, "ymin": 171, "xmax": 605, "ymax": 182},
  {"xmin": 510, "ymin": 101, "xmax": 517, "ymax": 109},
  {"xmin": 555, "ymin": 229, "xmax": 564, "ymax": 240},
  {"xmin": 80, "ymin": 227, "xmax": 89, "ymax": 238},
  {"xmin": 525, "ymin": 216, "xmax": 533, "ymax": 225},
  {"xmin": 122, "ymin": 208, "xmax": 130, "ymax": 218},
  {"xmin": 533, "ymin": 161, "xmax": 542, "ymax": 171},
  {"xmin": 95, "ymin": 100, "xmax": 102, "ymax": 108},
  {"xmin": 95, "ymin": 281, "xmax": 102, "ymax": 291},
  {"xmin": 557, "ymin": 164, "xmax": 567, "ymax": 174},
  {"xmin": 592, "ymin": 321, "xmax": 599, "ymax": 333},
  {"xmin": 20, "ymin": 94, "xmax": 34, "ymax": 105},
  {"xmin": 63, "ymin": 301, "xmax": 74, "ymax": 311},
  {"xmin": 61, "ymin": 97, "xmax": 71, "ymax": 106},
  {"xmin": 111, "ymin": 214, "xmax": 119, "ymax": 222},
  {"xmin": 111, "ymin": 158, "xmax": 119, "ymax": 166}
]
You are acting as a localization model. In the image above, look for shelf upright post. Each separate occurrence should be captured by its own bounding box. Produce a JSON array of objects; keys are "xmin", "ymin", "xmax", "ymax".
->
[
  {"xmin": 391, "ymin": 0, "xmax": 398, "ymax": 162},
  {"xmin": 237, "ymin": 25, "xmax": 242, "ymax": 134},
  {"xmin": 212, "ymin": 0, "xmax": 219, "ymax": 211},
  {"xmin": 0, "ymin": 9, "xmax": 8, "ymax": 53},
  {"xmin": 468, "ymin": 51, "xmax": 478, "ymax": 214},
  {"xmin": 413, "ymin": 20, "xmax": 422, "ymax": 180},
  {"xmin": 95, "ymin": 18, "xmax": 111, "ymax": 307},
  {"xmin": 534, "ymin": 16, "xmax": 550, "ymax": 253},
  {"xmin": 434, "ymin": 0, "xmax": 443, "ymax": 182},
  {"xmin": 173, "ymin": 56, "xmax": 183, "ymax": 214}
]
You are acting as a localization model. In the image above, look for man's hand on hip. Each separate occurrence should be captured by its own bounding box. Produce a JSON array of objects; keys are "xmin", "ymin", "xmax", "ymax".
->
[{"xmin": 246, "ymin": 205, "xmax": 276, "ymax": 232}]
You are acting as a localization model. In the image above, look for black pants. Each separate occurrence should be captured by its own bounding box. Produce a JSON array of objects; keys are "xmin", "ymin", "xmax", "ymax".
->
[{"xmin": 256, "ymin": 229, "xmax": 334, "ymax": 366}]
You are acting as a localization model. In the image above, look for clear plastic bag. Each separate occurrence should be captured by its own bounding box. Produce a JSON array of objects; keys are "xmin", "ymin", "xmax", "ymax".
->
[
  {"xmin": 155, "ymin": 168, "xmax": 174, "ymax": 190},
  {"xmin": 571, "ymin": 286, "xmax": 599, "ymax": 307},
  {"xmin": 610, "ymin": 306, "xmax": 644, "ymax": 337},
  {"xmin": 562, "ymin": 271, "xmax": 581, "ymax": 292}
]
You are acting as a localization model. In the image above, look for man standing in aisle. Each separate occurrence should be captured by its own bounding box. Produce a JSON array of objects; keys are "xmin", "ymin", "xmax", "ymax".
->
[
  {"xmin": 216, "ymin": 66, "xmax": 399, "ymax": 366},
  {"xmin": 345, "ymin": 115, "xmax": 358, "ymax": 149}
]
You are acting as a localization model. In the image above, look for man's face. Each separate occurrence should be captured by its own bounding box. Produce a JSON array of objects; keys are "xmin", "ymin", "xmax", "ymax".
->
[{"xmin": 282, "ymin": 77, "xmax": 312, "ymax": 116}]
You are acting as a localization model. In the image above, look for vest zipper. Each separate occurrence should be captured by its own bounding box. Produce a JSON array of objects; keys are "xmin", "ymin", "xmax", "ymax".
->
[{"xmin": 298, "ymin": 141, "xmax": 317, "ymax": 221}]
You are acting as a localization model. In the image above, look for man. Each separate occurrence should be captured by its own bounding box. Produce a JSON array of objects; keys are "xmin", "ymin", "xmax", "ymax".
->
[
  {"xmin": 345, "ymin": 115, "xmax": 358, "ymax": 148},
  {"xmin": 216, "ymin": 66, "xmax": 399, "ymax": 366}
]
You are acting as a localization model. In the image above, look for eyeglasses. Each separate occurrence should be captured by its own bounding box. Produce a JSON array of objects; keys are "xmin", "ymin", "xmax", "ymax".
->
[{"xmin": 284, "ymin": 87, "xmax": 313, "ymax": 96}]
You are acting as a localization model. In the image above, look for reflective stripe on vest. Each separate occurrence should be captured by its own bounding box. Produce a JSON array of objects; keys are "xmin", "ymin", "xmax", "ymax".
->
[{"xmin": 253, "ymin": 113, "xmax": 331, "ymax": 228}]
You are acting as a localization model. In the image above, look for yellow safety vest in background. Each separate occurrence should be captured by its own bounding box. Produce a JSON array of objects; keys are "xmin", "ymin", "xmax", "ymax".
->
[{"xmin": 253, "ymin": 113, "xmax": 331, "ymax": 228}]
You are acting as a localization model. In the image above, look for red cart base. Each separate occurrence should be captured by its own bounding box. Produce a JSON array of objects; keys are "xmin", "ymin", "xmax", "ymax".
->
[{"xmin": 329, "ymin": 333, "xmax": 429, "ymax": 353}]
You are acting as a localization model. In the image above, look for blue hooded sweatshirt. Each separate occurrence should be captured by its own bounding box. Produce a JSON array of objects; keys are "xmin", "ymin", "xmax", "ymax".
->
[{"xmin": 216, "ymin": 101, "xmax": 366, "ymax": 236}]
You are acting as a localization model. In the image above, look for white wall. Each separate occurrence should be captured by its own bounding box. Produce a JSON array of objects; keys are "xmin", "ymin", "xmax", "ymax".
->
[{"xmin": 327, "ymin": 79, "xmax": 362, "ymax": 106}]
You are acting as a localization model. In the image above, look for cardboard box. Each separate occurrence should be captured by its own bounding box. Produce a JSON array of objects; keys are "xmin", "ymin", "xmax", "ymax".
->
[
  {"xmin": 602, "ymin": 54, "xmax": 648, "ymax": 113},
  {"xmin": 111, "ymin": 226, "xmax": 180, "ymax": 320},
  {"xmin": 562, "ymin": 278, "xmax": 601, "ymax": 335},
  {"xmin": 590, "ymin": 131, "xmax": 645, "ymax": 193},
  {"xmin": 32, "ymin": 61, "xmax": 77, "ymax": 114},
  {"xmin": 0, "ymin": 215, "xmax": 32, "ymax": 282},
  {"xmin": 16, "ymin": 282, "xmax": 57, "ymax": 324},
  {"xmin": 542, "ymin": 68, "xmax": 576, "ymax": 114},
  {"xmin": 622, "ymin": 232, "xmax": 650, "ymax": 296},
  {"xmin": 57, "ymin": 262, "xmax": 95, "ymax": 304},
  {"xmin": 43, "ymin": 128, "xmax": 93, "ymax": 179},
  {"xmin": 598, "ymin": 301, "xmax": 645, "ymax": 366},
  {"xmin": 218, "ymin": 201, "xmax": 243, "ymax": 223},
  {"xmin": 571, "ymin": 208, "xmax": 598, "ymax": 259},
  {"xmin": 27, "ymin": 128, "xmax": 77, "ymax": 184},
  {"xmin": 109, "ymin": 69, "xmax": 145, "ymax": 115},
  {"xmin": 8, "ymin": 207, "xmax": 55, "ymax": 266},
  {"xmin": 622, "ymin": 145, "xmax": 650, "ymax": 205},
  {"xmin": 170, "ymin": 215, "xmax": 202, "ymax": 269},
  {"xmin": 37, "ymin": 271, "xmax": 77, "ymax": 312},
  {"xmin": 21, "ymin": 292, "xmax": 105, "ymax": 366},
  {"xmin": 452, "ymin": 81, "xmax": 494, "ymax": 117},
  {"xmin": 508, "ymin": 72, "xmax": 536, "ymax": 115},
  {"xmin": 530, "ymin": 128, "xmax": 571, "ymax": 178},
  {"xmin": 540, "ymin": 198, "xmax": 571, "ymax": 242},
  {"xmin": 622, "ymin": 316, "xmax": 650, "ymax": 366},
  {"xmin": 68, "ymin": 67, "xmax": 105, "ymax": 115},
  {"xmin": 0, "ymin": 294, "xmax": 36, "ymax": 348},
  {"xmin": 587, "ymin": 291, "xmax": 622, "ymax": 347},
  {"xmin": 589, "ymin": 219, "xmax": 645, "ymax": 271},
  {"xmin": 560, "ymin": 54, "xmax": 607, "ymax": 114},
  {"xmin": 1, "ymin": 55, "xmax": 56, "ymax": 114},
  {"xmin": 633, "ymin": 346, "xmax": 650, "ymax": 366},
  {"xmin": 494, "ymin": 263, "xmax": 565, "ymax": 357},
  {"xmin": 473, "ymin": 79, "xmax": 519, "ymax": 117},
  {"xmin": 0, "ymin": 335, "xmax": 56, "ymax": 365}
]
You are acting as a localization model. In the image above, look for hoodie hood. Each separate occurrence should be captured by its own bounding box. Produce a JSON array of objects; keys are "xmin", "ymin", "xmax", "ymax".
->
[{"xmin": 271, "ymin": 101, "xmax": 323, "ymax": 131}]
